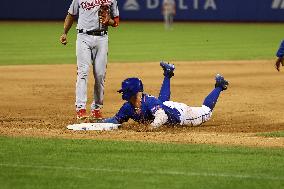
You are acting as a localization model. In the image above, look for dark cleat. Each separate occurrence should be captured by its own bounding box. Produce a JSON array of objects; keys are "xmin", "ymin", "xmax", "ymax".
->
[
  {"xmin": 215, "ymin": 74, "xmax": 229, "ymax": 90},
  {"xmin": 160, "ymin": 61, "xmax": 175, "ymax": 78}
]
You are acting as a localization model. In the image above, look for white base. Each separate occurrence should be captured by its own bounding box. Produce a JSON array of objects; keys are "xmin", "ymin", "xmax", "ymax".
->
[{"xmin": 67, "ymin": 123, "xmax": 121, "ymax": 131}]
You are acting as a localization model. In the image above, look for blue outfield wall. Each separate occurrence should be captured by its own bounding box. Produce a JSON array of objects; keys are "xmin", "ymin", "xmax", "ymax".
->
[{"xmin": 0, "ymin": 0, "xmax": 284, "ymax": 22}]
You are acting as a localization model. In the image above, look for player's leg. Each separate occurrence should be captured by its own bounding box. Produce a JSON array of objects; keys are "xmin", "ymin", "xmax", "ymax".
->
[
  {"xmin": 164, "ymin": 14, "xmax": 167, "ymax": 29},
  {"xmin": 203, "ymin": 74, "xmax": 229, "ymax": 110},
  {"xmin": 158, "ymin": 61, "xmax": 175, "ymax": 102},
  {"xmin": 75, "ymin": 35, "xmax": 92, "ymax": 119},
  {"xmin": 164, "ymin": 14, "xmax": 170, "ymax": 29},
  {"xmin": 202, "ymin": 88, "xmax": 222, "ymax": 110},
  {"xmin": 159, "ymin": 76, "xmax": 171, "ymax": 102},
  {"xmin": 90, "ymin": 35, "xmax": 109, "ymax": 119},
  {"xmin": 169, "ymin": 14, "xmax": 174, "ymax": 28},
  {"xmin": 180, "ymin": 74, "xmax": 229, "ymax": 126}
]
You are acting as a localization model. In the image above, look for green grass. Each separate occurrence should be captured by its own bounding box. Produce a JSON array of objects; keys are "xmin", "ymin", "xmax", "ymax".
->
[
  {"xmin": 0, "ymin": 22, "xmax": 283, "ymax": 65},
  {"xmin": 0, "ymin": 136, "xmax": 283, "ymax": 189},
  {"xmin": 257, "ymin": 131, "xmax": 284, "ymax": 138}
]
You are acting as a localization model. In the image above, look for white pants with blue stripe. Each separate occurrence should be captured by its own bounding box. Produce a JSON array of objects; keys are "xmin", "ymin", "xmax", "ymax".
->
[{"xmin": 163, "ymin": 101, "xmax": 212, "ymax": 126}]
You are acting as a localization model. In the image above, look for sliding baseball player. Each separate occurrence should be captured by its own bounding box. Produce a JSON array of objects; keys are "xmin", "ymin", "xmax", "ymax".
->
[{"xmin": 98, "ymin": 62, "xmax": 229, "ymax": 129}]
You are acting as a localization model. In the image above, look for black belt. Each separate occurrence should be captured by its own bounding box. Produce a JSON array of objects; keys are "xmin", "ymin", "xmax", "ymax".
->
[{"xmin": 78, "ymin": 29, "xmax": 108, "ymax": 36}]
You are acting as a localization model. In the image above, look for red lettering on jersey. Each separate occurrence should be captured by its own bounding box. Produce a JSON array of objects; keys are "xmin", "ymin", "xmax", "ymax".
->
[{"xmin": 81, "ymin": 0, "xmax": 112, "ymax": 10}]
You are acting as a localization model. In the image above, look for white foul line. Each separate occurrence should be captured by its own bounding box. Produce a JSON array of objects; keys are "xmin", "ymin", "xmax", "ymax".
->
[{"xmin": 0, "ymin": 163, "xmax": 283, "ymax": 181}]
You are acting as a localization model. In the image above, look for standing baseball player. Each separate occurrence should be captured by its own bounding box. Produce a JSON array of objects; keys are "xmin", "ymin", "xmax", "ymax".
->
[
  {"xmin": 98, "ymin": 62, "xmax": 229, "ymax": 128},
  {"xmin": 60, "ymin": 0, "xmax": 119, "ymax": 120},
  {"xmin": 275, "ymin": 40, "xmax": 284, "ymax": 71},
  {"xmin": 162, "ymin": 0, "xmax": 176, "ymax": 30}
]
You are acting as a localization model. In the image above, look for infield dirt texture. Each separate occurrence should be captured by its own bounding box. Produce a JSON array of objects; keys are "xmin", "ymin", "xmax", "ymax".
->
[
  {"xmin": 0, "ymin": 22, "xmax": 283, "ymax": 188},
  {"xmin": 0, "ymin": 60, "xmax": 283, "ymax": 147}
]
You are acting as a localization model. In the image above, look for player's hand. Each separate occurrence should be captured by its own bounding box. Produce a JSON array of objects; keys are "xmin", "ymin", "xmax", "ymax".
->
[
  {"xmin": 99, "ymin": 14, "xmax": 111, "ymax": 25},
  {"xmin": 60, "ymin": 33, "xmax": 67, "ymax": 45},
  {"xmin": 275, "ymin": 57, "xmax": 284, "ymax": 71},
  {"xmin": 99, "ymin": 5, "xmax": 111, "ymax": 25}
]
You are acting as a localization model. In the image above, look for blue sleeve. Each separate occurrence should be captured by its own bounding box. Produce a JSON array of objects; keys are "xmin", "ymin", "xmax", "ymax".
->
[
  {"xmin": 145, "ymin": 96, "xmax": 164, "ymax": 115},
  {"xmin": 276, "ymin": 40, "xmax": 284, "ymax": 58},
  {"xmin": 114, "ymin": 103, "xmax": 132, "ymax": 124},
  {"xmin": 102, "ymin": 117, "xmax": 120, "ymax": 124},
  {"xmin": 101, "ymin": 103, "xmax": 131, "ymax": 124}
]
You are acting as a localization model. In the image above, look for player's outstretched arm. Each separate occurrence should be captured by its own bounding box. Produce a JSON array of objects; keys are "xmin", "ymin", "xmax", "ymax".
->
[
  {"xmin": 275, "ymin": 40, "xmax": 284, "ymax": 71},
  {"xmin": 101, "ymin": 117, "xmax": 120, "ymax": 124},
  {"xmin": 98, "ymin": 103, "xmax": 130, "ymax": 124},
  {"xmin": 150, "ymin": 109, "xmax": 168, "ymax": 129},
  {"xmin": 60, "ymin": 14, "xmax": 75, "ymax": 45}
]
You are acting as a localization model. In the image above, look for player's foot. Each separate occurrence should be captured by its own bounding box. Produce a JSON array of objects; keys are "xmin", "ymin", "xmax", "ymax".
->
[
  {"xmin": 215, "ymin": 74, "xmax": 229, "ymax": 90},
  {"xmin": 160, "ymin": 61, "xmax": 175, "ymax": 78},
  {"xmin": 90, "ymin": 109, "xmax": 103, "ymax": 120},
  {"xmin": 76, "ymin": 109, "xmax": 88, "ymax": 120}
]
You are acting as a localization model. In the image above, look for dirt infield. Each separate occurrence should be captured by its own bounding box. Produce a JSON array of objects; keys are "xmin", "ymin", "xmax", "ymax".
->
[{"xmin": 0, "ymin": 61, "xmax": 283, "ymax": 147}]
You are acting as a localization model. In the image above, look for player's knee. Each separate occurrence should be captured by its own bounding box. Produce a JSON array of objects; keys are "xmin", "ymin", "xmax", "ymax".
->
[
  {"xmin": 190, "ymin": 111, "xmax": 212, "ymax": 127},
  {"xmin": 191, "ymin": 117, "xmax": 211, "ymax": 127},
  {"xmin": 95, "ymin": 74, "xmax": 105, "ymax": 82},
  {"xmin": 77, "ymin": 68, "xmax": 89, "ymax": 79}
]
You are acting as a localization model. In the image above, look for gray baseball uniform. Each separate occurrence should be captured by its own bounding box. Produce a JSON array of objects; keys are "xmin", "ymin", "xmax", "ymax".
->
[{"xmin": 68, "ymin": 0, "xmax": 119, "ymax": 111}]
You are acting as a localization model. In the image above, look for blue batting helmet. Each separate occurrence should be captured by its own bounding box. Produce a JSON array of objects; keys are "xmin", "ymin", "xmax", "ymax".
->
[{"xmin": 117, "ymin": 77, "xmax": 144, "ymax": 101}]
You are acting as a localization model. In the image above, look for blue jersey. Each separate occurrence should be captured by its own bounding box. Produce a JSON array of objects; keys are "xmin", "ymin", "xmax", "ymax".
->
[
  {"xmin": 114, "ymin": 94, "xmax": 181, "ymax": 125},
  {"xmin": 277, "ymin": 40, "xmax": 284, "ymax": 58}
]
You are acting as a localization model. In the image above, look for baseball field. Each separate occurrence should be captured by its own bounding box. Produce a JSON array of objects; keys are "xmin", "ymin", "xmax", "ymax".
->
[{"xmin": 0, "ymin": 22, "xmax": 283, "ymax": 188}]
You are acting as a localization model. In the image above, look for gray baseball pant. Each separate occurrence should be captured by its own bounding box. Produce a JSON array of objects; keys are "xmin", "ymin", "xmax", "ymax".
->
[{"xmin": 75, "ymin": 33, "xmax": 108, "ymax": 111}]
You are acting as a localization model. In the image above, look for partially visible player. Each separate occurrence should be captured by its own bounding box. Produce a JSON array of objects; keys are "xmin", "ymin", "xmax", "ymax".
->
[
  {"xmin": 99, "ymin": 62, "xmax": 229, "ymax": 129},
  {"xmin": 275, "ymin": 40, "xmax": 284, "ymax": 71},
  {"xmin": 162, "ymin": 0, "xmax": 176, "ymax": 30}
]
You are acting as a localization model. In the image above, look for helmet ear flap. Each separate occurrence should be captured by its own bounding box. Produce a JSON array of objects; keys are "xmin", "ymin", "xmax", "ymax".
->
[
  {"xmin": 122, "ymin": 92, "xmax": 129, "ymax": 101},
  {"xmin": 138, "ymin": 79, "xmax": 144, "ymax": 92}
]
